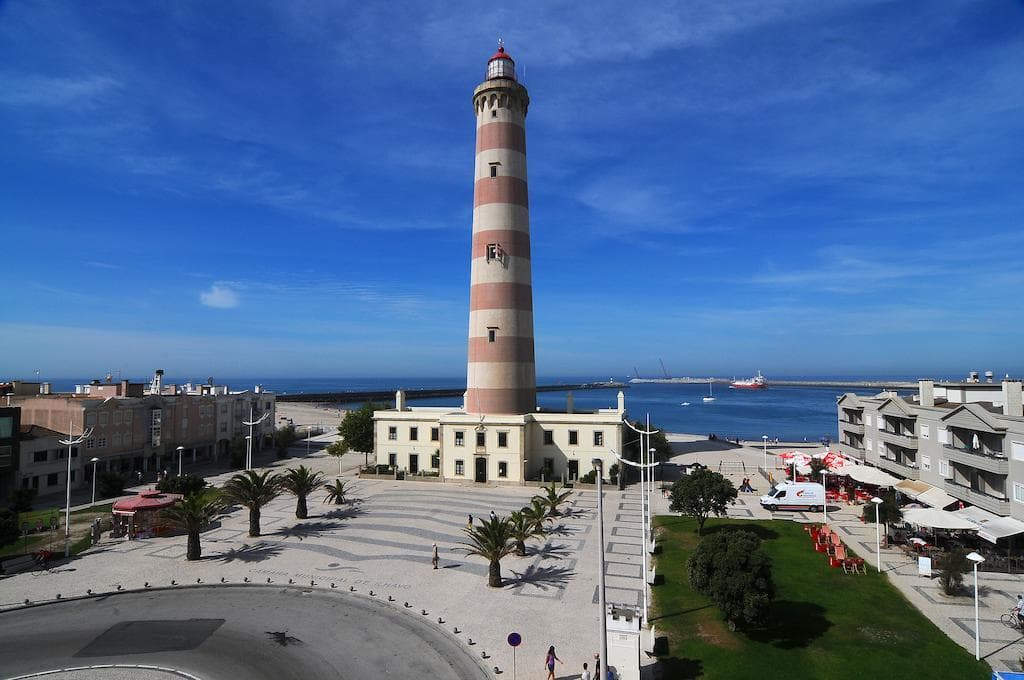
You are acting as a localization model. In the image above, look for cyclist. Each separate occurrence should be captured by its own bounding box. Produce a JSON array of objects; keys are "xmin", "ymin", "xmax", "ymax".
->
[{"xmin": 1014, "ymin": 595, "xmax": 1024, "ymax": 629}]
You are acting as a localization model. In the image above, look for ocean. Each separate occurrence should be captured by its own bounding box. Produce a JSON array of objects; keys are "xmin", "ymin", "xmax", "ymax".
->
[{"xmin": 42, "ymin": 375, "xmax": 916, "ymax": 442}]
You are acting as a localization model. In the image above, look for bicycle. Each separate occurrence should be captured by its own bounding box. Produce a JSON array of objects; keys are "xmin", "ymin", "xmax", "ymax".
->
[{"xmin": 1001, "ymin": 609, "xmax": 1024, "ymax": 630}]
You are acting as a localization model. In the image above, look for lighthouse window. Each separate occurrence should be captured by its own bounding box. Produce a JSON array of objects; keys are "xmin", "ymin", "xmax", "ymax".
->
[
  {"xmin": 487, "ymin": 328, "xmax": 497, "ymax": 343},
  {"xmin": 489, "ymin": 164, "xmax": 498, "ymax": 177},
  {"xmin": 492, "ymin": 109, "xmax": 497, "ymax": 118}
]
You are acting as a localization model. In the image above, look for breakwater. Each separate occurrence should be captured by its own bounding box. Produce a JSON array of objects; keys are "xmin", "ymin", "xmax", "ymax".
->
[
  {"xmin": 276, "ymin": 381, "xmax": 628, "ymax": 404},
  {"xmin": 629, "ymin": 378, "xmax": 916, "ymax": 389}
]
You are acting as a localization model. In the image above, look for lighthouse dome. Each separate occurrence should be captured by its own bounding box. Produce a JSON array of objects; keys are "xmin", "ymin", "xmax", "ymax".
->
[{"xmin": 486, "ymin": 44, "xmax": 516, "ymax": 81}]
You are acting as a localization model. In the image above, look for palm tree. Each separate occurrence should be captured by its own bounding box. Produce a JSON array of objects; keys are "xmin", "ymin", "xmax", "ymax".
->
[
  {"xmin": 523, "ymin": 498, "xmax": 551, "ymax": 535},
  {"xmin": 221, "ymin": 470, "xmax": 284, "ymax": 537},
  {"xmin": 323, "ymin": 479, "xmax": 349, "ymax": 505},
  {"xmin": 280, "ymin": 465, "xmax": 326, "ymax": 519},
  {"xmin": 456, "ymin": 514, "xmax": 516, "ymax": 587},
  {"xmin": 537, "ymin": 482, "xmax": 573, "ymax": 518},
  {"xmin": 508, "ymin": 509, "xmax": 545, "ymax": 556},
  {"xmin": 160, "ymin": 494, "xmax": 225, "ymax": 561}
]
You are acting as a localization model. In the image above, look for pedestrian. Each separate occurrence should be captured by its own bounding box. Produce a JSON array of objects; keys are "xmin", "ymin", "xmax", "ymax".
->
[
  {"xmin": 431, "ymin": 542, "xmax": 439, "ymax": 570},
  {"xmin": 594, "ymin": 653, "xmax": 600, "ymax": 679},
  {"xmin": 489, "ymin": 510, "xmax": 497, "ymax": 522},
  {"xmin": 543, "ymin": 645, "xmax": 562, "ymax": 680},
  {"xmin": 467, "ymin": 514, "xmax": 473, "ymax": 529},
  {"xmin": 580, "ymin": 661, "xmax": 591, "ymax": 680}
]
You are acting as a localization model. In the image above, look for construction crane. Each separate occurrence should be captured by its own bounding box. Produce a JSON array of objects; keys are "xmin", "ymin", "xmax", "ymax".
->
[{"xmin": 659, "ymin": 358, "xmax": 671, "ymax": 379}]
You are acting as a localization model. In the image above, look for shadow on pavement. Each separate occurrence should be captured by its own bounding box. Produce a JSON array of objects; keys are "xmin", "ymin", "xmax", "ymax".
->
[
  {"xmin": 212, "ymin": 542, "xmax": 284, "ymax": 563},
  {"xmin": 507, "ymin": 563, "xmax": 575, "ymax": 591},
  {"xmin": 274, "ymin": 520, "xmax": 345, "ymax": 541},
  {"xmin": 531, "ymin": 542, "xmax": 571, "ymax": 561}
]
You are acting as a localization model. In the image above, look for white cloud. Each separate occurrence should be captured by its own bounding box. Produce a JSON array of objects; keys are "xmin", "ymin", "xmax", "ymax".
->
[{"xmin": 199, "ymin": 283, "xmax": 240, "ymax": 309}]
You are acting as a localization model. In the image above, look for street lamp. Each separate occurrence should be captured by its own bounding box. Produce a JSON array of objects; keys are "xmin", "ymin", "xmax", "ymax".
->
[
  {"xmin": 821, "ymin": 470, "xmax": 828, "ymax": 524},
  {"xmin": 58, "ymin": 419, "xmax": 93, "ymax": 557},
  {"xmin": 307, "ymin": 424, "xmax": 313, "ymax": 457},
  {"xmin": 623, "ymin": 417, "xmax": 659, "ymax": 625},
  {"xmin": 243, "ymin": 406, "xmax": 271, "ymax": 471},
  {"xmin": 176, "ymin": 445, "xmax": 184, "ymax": 477},
  {"xmin": 90, "ymin": 457, "xmax": 100, "ymax": 506},
  {"xmin": 762, "ymin": 435, "xmax": 768, "ymax": 471},
  {"xmin": 967, "ymin": 551, "xmax": 985, "ymax": 660},
  {"xmin": 592, "ymin": 458, "xmax": 608, "ymax": 680},
  {"xmin": 871, "ymin": 497, "xmax": 883, "ymax": 573}
]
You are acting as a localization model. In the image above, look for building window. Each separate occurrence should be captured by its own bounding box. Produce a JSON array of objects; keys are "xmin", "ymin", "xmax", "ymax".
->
[
  {"xmin": 86, "ymin": 413, "xmax": 96, "ymax": 427},
  {"xmin": 569, "ymin": 430, "xmax": 578, "ymax": 446},
  {"xmin": 455, "ymin": 431, "xmax": 465, "ymax": 447},
  {"xmin": 112, "ymin": 433, "xmax": 121, "ymax": 447},
  {"xmin": 498, "ymin": 461, "xmax": 508, "ymax": 478},
  {"xmin": 488, "ymin": 328, "xmax": 497, "ymax": 343},
  {"xmin": 939, "ymin": 460, "xmax": 949, "ymax": 477},
  {"xmin": 543, "ymin": 430, "xmax": 554, "ymax": 446},
  {"xmin": 431, "ymin": 453, "xmax": 440, "ymax": 468},
  {"xmin": 97, "ymin": 437, "xmax": 107, "ymax": 448},
  {"xmin": 938, "ymin": 428, "xmax": 949, "ymax": 445},
  {"xmin": 594, "ymin": 431, "xmax": 604, "ymax": 447},
  {"xmin": 388, "ymin": 426, "xmax": 397, "ymax": 441},
  {"xmin": 388, "ymin": 453, "xmax": 397, "ymax": 467},
  {"xmin": 489, "ymin": 163, "xmax": 499, "ymax": 177},
  {"xmin": 498, "ymin": 432, "xmax": 508, "ymax": 448},
  {"xmin": 114, "ymin": 411, "xmax": 122, "ymax": 425},
  {"xmin": 921, "ymin": 455, "xmax": 931, "ymax": 471},
  {"xmin": 431, "ymin": 427, "xmax": 439, "ymax": 442},
  {"xmin": 1014, "ymin": 483, "xmax": 1024, "ymax": 504},
  {"xmin": 33, "ymin": 451, "xmax": 47, "ymax": 463},
  {"xmin": 476, "ymin": 431, "xmax": 486, "ymax": 447},
  {"xmin": 865, "ymin": 438, "xmax": 873, "ymax": 451},
  {"xmin": 865, "ymin": 415, "xmax": 872, "ymax": 427},
  {"xmin": 920, "ymin": 424, "xmax": 930, "ymax": 439},
  {"xmin": 410, "ymin": 427, "xmax": 418, "ymax": 441},
  {"xmin": 124, "ymin": 410, "xmax": 132, "ymax": 423},
  {"xmin": 86, "ymin": 439, "xmax": 95, "ymax": 449},
  {"xmin": 455, "ymin": 459, "xmax": 465, "ymax": 475},
  {"xmin": 47, "ymin": 472, "xmax": 58, "ymax": 486},
  {"xmin": 99, "ymin": 412, "xmax": 108, "ymax": 427}
]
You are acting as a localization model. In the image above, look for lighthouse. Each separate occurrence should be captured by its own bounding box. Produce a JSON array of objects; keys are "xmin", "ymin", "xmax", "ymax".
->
[{"xmin": 465, "ymin": 43, "xmax": 537, "ymax": 416}]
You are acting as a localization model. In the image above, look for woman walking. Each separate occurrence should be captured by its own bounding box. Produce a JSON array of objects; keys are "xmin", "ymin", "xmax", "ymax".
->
[{"xmin": 543, "ymin": 645, "xmax": 562, "ymax": 680}]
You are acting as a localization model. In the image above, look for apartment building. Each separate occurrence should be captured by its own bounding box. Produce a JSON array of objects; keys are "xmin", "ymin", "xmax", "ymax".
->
[
  {"xmin": 838, "ymin": 375, "xmax": 1024, "ymax": 519},
  {"xmin": 0, "ymin": 407, "xmax": 20, "ymax": 497}
]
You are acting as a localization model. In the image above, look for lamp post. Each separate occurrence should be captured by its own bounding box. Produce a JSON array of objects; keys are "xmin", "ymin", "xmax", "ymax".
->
[
  {"xmin": 243, "ymin": 406, "xmax": 270, "ymax": 471},
  {"xmin": 58, "ymin": 419, "xmax": 93, "ymax": 557},
  {"xmin": 871, "ymin": 497, "xmax": 883, "ymax": 573},
  {"xmin": 176, "ymin": 445, "xmax": 184, "ymax": 477},
  {"xmin": 624, "ymin": 417, "xmax": 659, "ymax": 625},
  {"xmin": 593, "ymin": 458, "xmax": 608, "ymax": 680},
  {"xmin": 967, "ymin": 551, "xmax": 985, "ymax": 660},
  {"xmin": 90, "ymin": 457, "xmax": 100, "ymax": 506},
  {"xmin": 821, "ymin": 470, "xmax": 828, "ymax": 524},
  {"xmin": 307, "ymin": 424, "xmax": 313, "ymax": 457}
]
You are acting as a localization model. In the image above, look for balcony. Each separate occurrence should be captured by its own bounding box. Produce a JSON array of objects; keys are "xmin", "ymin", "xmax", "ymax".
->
[
  {"xmin": 839, "ymin": 419, "xmax": 864, "ymax": 435},
  {"xmin": 878, "ymin": 429, "xmax": 918, "ymax": 450},
  {"xmin": 837, "ymin": 442, "xmax": 865, "ymax": 461},
  {"xmin": 943, "ymin": 445, "xmax": 1009, "ymax": 475},
  {"xmin": 944, "ymin": 481, "xmax": 1010, "ymax": 515},
  {"xmin": 877, "ymin": 457, "xmax": 919, "ymax": 480}
]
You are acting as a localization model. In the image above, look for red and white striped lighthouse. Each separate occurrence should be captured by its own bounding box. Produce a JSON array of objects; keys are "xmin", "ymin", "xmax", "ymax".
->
[{"xmin": 465, "ymin": 43, "xmax": 537, "ymax": 416}]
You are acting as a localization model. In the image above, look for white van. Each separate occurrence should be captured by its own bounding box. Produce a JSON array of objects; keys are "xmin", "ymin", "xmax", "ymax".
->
[{"xmin": 760, "ymin": 481, "xmax": 825, "ymax": 512}]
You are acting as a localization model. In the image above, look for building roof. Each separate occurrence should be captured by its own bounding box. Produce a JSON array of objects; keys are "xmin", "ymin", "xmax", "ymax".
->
[
  {"xmin": 112, "ymin": 491, "xmax": 183, "ymax": 513},
  {"xmin": 19, "ymin": 424, "xmax": 65, "ymax": 440},
  {"xmin": 488, "ymin": 45, "xmax": 513, "ymax": 62}
]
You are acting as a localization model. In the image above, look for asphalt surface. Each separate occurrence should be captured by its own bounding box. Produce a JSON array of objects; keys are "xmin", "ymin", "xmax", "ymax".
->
[{"xmin": 0, "ymin": 586, "xmax": 490, "ymax": 680}]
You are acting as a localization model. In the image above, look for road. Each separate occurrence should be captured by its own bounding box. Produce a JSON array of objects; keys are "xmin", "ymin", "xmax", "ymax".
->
[{"xmin": 0, "ymin": 586, "xmax": 489, "ymax": 680}]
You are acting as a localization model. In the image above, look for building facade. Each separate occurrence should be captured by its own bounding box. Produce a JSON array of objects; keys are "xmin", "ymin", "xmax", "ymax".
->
[
  {"xmin": 373, "ymin": 45, "xmax": 625, "ymax": 485},
  {"xmin": 838, "ymin": 377, "xmax": 1024, "ymax": 519}
]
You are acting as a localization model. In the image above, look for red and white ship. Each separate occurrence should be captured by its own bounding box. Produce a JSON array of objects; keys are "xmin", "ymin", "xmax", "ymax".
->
[{"xmin": 730, "ymin": 371, "xmax": 768, "ymax": 389}]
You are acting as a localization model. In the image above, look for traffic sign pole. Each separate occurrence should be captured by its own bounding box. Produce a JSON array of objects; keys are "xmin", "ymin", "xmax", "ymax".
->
[{"xmin": 507, "ymin": 632, "xmax": 521, "ymax": 680}]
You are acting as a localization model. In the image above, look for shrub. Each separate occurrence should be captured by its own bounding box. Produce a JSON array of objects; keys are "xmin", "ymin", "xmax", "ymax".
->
[
  {"xmin": 578, "ymin": 470, "xmax": 597, "ymax": 484},
  {"xmin": 228, "ymin": 436, "xmax": 246, "ymax": 469},
  {"xmin": 669, "ymin": 469, "xmax": 738, "ymax": 534},
  {"xmin": 939, "ymin": 547, "xmax": 970, "ymax": 595},
  {"xmin": 274, "ymin": 425, "xmax": 297, "ymax": 458},
  {"xmin": 688, "ymin": 528, "xmax": 775, "ymax": 629},
  {"xmin": 0, "ymin": 508, "xmax": 19, "ymax": 547},
  {"xmin": 8, "ymin": 487, "xmax": 37, "ymax": 513},
  {"xmin": 156, "ymin": 474, "xmax": 208, "ymax": 498},
  {"xmin": 97, "ymin": 471, "xmax": 126, "ymax": 498},
  {"xmin": 609, "ymin": 463, "xmax": 620, "ymax": 484}
]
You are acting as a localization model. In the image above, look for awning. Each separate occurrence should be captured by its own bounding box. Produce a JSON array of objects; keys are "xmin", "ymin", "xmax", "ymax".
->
[
  {"xmin": 112, "ymin": 490, "xmax": 183, "ymax": 514},
  {"xmin": 894, "ymin": 480, "xmax": 958, "ymax": 509},
  {"xmin": 846, "ymin": 465, "xmax": 901, "ymax": 487},
  {"xmin": 953, "ymin": 506, "xmax": 1024, "ymax": 544},
  {"xmin": 902, "ymin": 507, "xmax": 978, "ymax": 531}
]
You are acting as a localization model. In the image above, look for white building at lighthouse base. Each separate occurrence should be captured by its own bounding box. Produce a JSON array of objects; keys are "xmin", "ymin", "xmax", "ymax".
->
[{"xmin": 372, "ymin": 391, "xmax": 626, "ymax": 485}]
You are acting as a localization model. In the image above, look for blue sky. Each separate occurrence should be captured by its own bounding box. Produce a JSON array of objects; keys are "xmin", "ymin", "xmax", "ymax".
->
[{"xmin": 1, "ymin": 1, "xmax": 1022, "ymax": 381}]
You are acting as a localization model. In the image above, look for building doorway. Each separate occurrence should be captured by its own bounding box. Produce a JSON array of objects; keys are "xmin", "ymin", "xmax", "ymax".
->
[
  {"xmin": 475, "ymin": 457, "xmax": 487, "ymax": 483},
  {"xmin": 409, "ymin": 454, "xmax": 419, "ymax": 474},
  {"xmin": 567, "ymin": 459, "xmax": 579, "ymax": 481}
]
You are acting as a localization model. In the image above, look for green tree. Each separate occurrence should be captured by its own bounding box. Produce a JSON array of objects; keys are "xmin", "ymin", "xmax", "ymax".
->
[
  {"xmin": 8, "ymin": 488, "xmax": 37, "ymax": 513},
  {"xmin": 808, "ymin": 457, "xmax": 828, "ymax": 479},
  {"xmin": 0, "ymin": 508, "xmax": 19, "ymax": 547},
  {"xmin": 97, "ymin": 471, "xmax": 126, "ymax": 498},
  {"xmin": 536, "ymin": 482, "xmax": 573, "ymax": 518},
  {"xmin": 336, "ymin": 402, "xmax": 385, "ymax": 465},
  {"xmin": 688, "ymin": 528, "xmax": 775, "ymax": 629},
  {"xmin": 325, "ymin": 440, "xmax": 346, "ymax": 475},
  {"xmin": 861, "ymin": 491, "xmax": 903, "ymax": 530},
  {"xmin": 221, "ymin": 470, "xmax": 284, "ymax": 537},
  {"xmin": 508, "ymin": 509, "xmax": 545, "ymax": 556},
  {"xmin": 322, "ymin": 479, "xmax": 349, "ymax": 505},
  {"xmin": 156, "ymin": 473, "xmax": 208, "ymax": 498},
  {"xmin": 523, "ymin": 498, "xmax": 550, "ymax": 534},
  {"xmin": 669, "ymin": 469, "xmax": 737, "ymax": 534},
  {"xmin": 160, "ymin": 494, "xmax": 225, "ymax": 561},
  {"xmin": 456, "ymin": 515, "xmax": 517, "ymax": 587},
  {"xmin": 280, "ymin": 465, "xmax": 326, "ymax": 519},
  {"xmin": 939, "ymin": 547, "xmax": 971, "ymax": 595},
  {"xmin": 274, "ymin": 425, "xmax": 298, "ymax": 458},
  {"xmin": 227, "ymin": 436, "xmax": 247, "ymax": 469}
]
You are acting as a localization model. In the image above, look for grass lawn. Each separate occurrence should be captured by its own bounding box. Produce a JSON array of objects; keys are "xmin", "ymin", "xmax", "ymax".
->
[
  {"xmin": 1, "ymin": 503, "xmax": 115, "ymax": 559},
  {"xmin": 652, "ymin": 516, "xmax": 990, "ymax": 679}
]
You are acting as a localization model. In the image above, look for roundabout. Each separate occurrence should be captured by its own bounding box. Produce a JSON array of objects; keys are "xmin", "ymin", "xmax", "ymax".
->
[{"xmin": 0, "ymin": 586, "xmax": 490, "ymax": 680}]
